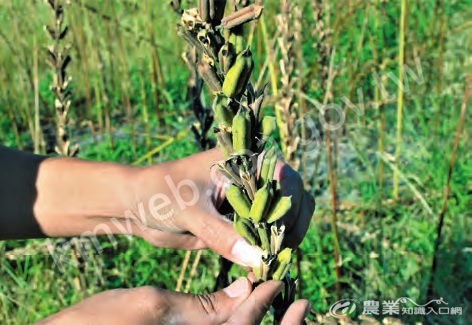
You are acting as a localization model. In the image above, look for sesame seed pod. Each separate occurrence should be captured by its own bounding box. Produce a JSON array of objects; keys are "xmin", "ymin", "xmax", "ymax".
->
[
  {"xmin": 216, "ymin": 160, "xmax": 242, "ymax": 186},
  {"xmin": 220, "ymin": 4, "xmax": 264, "ymax": 29},
  {"xmin": 271, "ymin": 247, "xmax": 292, "ymax": 281},
  {"xmin": 226, "ymin": 184, "xmax": 251, "ymax": 218},
  {"xmin": 198, "ymin": 0, "xmax": 210, "ymax": 22},
  {"xmin": 249, "ymin": 181, "xmax": 272, "ymax": 223},
  {"xmin": 257, "ymin": 226, "xmax": 270, "ymax": 253},
  {"xmin": 218, "ymin": 42, "xmax": 236, "ymax": 75},
  {"xmin": 253, "ymin": 264, "xmax": 262, "ymax": 281},
  {"xmin": 234, "ymin": 214, "xmax": 259, "ymax": 246},
  {"xmin": 232, "ymin": 108, "xmax": 252, "ymax": 153},
  {"xmin": 222, "ymin": 48, "xmax": 253, "ymax": 99},
  {"xmin": 259, "ymin": 146, "xmax": 276, "ymax": 186},
  {"xmin": 270, "ymin": 224, "xmax": 285, "ymax": 256},
  {"xmin": 228, "ymin": 30, "xmax": 245, "ymax": 54},
  {"xmin": 213, "ymin": 93, "xmax": 234, "ymax": 126},
  {"xmin": 197, "ymin": 60, "xmax": 222, "ymax": 93},
  {"xmin": 214, "ymin": 128, "xmax": 233, "ymax": 158},
  {"xmin": 197, "ymin": 29, "xmax": 219, "ymax": 60},
  {"xmin": 265, "ymin": 196, "xmax": 292, "ymax": 224}
]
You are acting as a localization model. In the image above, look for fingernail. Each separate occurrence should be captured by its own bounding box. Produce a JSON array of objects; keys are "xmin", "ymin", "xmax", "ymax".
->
[
  {"xmin": 231, "ymin": 239, "xmax": 263, "ymax": 268},
  {"xmin": 224, "ymin": 277, "xmax": 249, "ymax": 298}
]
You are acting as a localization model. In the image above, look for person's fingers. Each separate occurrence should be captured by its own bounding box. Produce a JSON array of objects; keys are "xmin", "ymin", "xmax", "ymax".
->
[
  {"xmin": 284, "ymin": 190, "xmax": 315, "ymax": 248},
  {"xmin": 280, "ymin": 299, "xmax": 311, "ymax": 325},
  {"xmin": 161, "ymin": 277, "xmax": 253, "ymax": 324},
  {"xmin": 273, "ymin": 162, "xmax": 304, "ymax": 234},
  {"xmin": 226, "ymin": 280, "xmax": 283, "ymax": 324},
  {"xmin": 136, "ymin": 227, "xmax": 207, "ymax": 250},
  {"xmin": 247, "ymin": 271, "xmax": 257, "ymax": 283},
  {"xmin": 181, "ymin": 207, "xmax": 263, "ymax": 268}
]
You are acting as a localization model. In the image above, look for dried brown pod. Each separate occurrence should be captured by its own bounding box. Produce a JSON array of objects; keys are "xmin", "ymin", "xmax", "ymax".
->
[
  {"xmin": 181, "ymin": 8, "xmax": 204, "ymax": 30},
  {"xmin": 197, "ymin": 29, "xmax": 219, "ymax": 60},
  {"xmin": 198, "ymin": 0, "xmax": 211, "ymax": 22},
  {"xmin": 214, "ymin": 127, "xmax": 234, "ymax": 156},
  {"xmin": 197, "ymin": 58, "xmax": 223, "ymax": 93},
  {"xmin": 218, "ymin": 42, "xmax": 236, "ymax": 74},
  {"xmin": 219, "ymin": 4, "xmax": 264, "ymax": 29}
]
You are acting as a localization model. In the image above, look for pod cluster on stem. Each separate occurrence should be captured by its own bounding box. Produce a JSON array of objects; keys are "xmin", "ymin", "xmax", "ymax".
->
[{"xmin": 177, "ymin": 2, "xmax": 298, "ymax": 307}]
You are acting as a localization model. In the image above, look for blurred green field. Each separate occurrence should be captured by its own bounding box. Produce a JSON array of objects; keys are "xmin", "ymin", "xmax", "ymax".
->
[{"xmin": 0, "ymin": 0, "xmax": 470, "ymax": 324}]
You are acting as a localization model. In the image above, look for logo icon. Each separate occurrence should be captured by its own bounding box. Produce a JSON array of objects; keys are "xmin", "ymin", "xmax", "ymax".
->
[{"xmin": 329, "ymin": 299, "xmax": 359, "ymax": 318}]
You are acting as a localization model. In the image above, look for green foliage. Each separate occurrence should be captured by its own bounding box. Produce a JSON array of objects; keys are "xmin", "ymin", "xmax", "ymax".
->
[{"xmin": 0, "ymin": 0, "xmax": 470, "ymax": 324}]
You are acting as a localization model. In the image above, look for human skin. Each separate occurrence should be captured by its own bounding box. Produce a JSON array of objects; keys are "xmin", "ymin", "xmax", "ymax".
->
[
  {"xmin": 0, "ymin": 145, "xmax": 315, "ymax": 323},
  {"xmin": 36, "ymin": 279, "xmax": 311, "ymax": 325},
  {"xmin": 0, "ymin": 145, "xmax": 314, "ymax": 268}
]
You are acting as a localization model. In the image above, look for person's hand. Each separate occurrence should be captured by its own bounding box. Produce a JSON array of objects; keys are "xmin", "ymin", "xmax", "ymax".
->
[
  {"xmin": 8, "ymin": 143, "xmax": 313, "ymax": 269},
  {"xmin": 127, "ymin": 148, "xmax": 315, "ymax": 268},
  {"xmin": 37, "ymin": 278, "xmax": 311, "ymax": 325}
]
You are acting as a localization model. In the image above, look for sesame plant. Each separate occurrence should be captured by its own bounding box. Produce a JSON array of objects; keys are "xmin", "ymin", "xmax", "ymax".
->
[
  {"xmin": 177, "ymin": 1, "xmax": 310, "ymax": 322},
  {"xmin": 45, "ymin": 0, "xmax": 77, "ymax": 157}
]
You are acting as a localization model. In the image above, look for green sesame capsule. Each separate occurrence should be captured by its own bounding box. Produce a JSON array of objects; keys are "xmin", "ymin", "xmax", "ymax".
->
[
  {"xmin": 265, "ymin": 195, "xmax": 292, "ymax": 224},
  {"xmin": 232, "ymin": 108, "xmax": 252, "ymax": 153},
  {"xmin": 249, "ymin": 181, "xmax": 273, "ymax": 223},
  {"xmin": 271, "ymin": 247, "xmax": 292, "ymax": 281},
  {"xmin": 234, "ymin": 215, "xmax": 258, "ymax": 246},
  {"xmin": 222, "ymin": 48, "xmax": 253, "ymax": 99},
  {"xmin": 226, "ymin": 184, "xmax": 251, "ymax": 218},
  {"xmin": 213, "ymin": 93, "xmax": 233, "ymax": 126},
  {"xmin": 227, "ymin": 26, "xmax": 245, "ymax": 54},
  {"xmin": 257, "ymin": 226, "xmax": 270, "ymax": 253},
  {"xmin": 259, "ymin": 146, "xmax": 276, "ymax": 186}
]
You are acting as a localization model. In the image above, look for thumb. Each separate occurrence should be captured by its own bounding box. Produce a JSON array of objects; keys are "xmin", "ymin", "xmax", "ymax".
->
[
  {"xmin": 165, "ymin": 277, "xmax": 253, "ymax": 324},
  {"xmin": 226, "ymin": 280, "xmax": 283, "ymax": 324},
  {"xmin": 182, "ymin": 208, "xmax": 263, "ymax": 268}
]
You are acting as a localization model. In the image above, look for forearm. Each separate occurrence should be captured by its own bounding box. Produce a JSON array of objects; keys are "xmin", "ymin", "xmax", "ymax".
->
[
  {"xmin": 34, "ymin": 156, "xmax": 136, "ymax": 237},
  {"xmin": 0, "ymin": 146, "xmax": 137, "ymax": 240}
]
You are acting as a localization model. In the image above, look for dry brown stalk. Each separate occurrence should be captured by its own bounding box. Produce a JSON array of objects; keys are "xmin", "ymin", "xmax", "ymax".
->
[
  {"xmin": 107, "ymin": 0, "xmax": 136, "ymax": 155},
  {"xmin": 176, "ymin": 48, "xmax": 216, "ymax": 290},
  {"xmin": 33, "ymin": 37, "xmax": 43, "ymax": 154},
  {"xmin": 45, "ymin": 0, "xmax": 77, "ymax": 157},
  {"xmin": 171, "ymin": 1, "xmax": 218, "ymax": 292},
  {"xmin": 143, "ymin": 0, "xmax": 167, "ymax": 125},
  {"xmin": 74, "ymin": 1, "xmax": 174, "ymax": 55},
  {"xmin": 276, "ymin": 0, "xmax": 305, "ymax": 298},
  {"xmin": 87, "ymin": 11, "xmax": 114, "ymax": 150},
  {"xmin": 68, "ymin": 8, "xmax": 93, "ymax": 120},
  {"xmin": 184, "ymin": 250, "xmax": 203, "ymax": 293},
  {"xmin": 311, "ymin": 0, "xmax": 341, "ymax": 302},
  {"xmin": 45, "ymin": 0, "xmax": 87, "ymax": 297},
  {"xmin": 275, "ymin": 0, "xmax": 302, "ymax": 170},
  {"xmin": 312, "ymin": 0, "xmax": 331, "ymax": 88},
  {"xmin": 175, "ymin": 249, "xmax": 192, "ymax": 292}
]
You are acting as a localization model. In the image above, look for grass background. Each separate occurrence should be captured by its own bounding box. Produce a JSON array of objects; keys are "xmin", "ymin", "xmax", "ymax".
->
[{"xmin": 0, "ymin": 0, "xmax": 470, "ymax": 323}]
